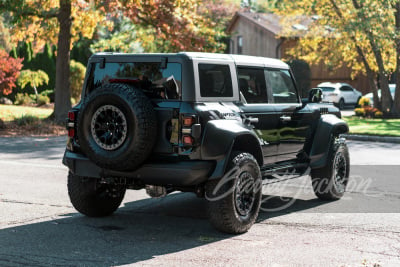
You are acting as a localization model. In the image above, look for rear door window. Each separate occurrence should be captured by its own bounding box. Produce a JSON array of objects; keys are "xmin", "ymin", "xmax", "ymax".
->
[
  {"xmin": 237, "ymin": 67, "xmax": 268, "ymax": 103},
  {"xmin": 198, "ymin": 63, "xmax": 233, "ymax": 97}
]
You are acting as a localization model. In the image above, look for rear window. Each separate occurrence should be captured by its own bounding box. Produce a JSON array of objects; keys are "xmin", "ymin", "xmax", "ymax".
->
[
  {"xmin": 199, "ymin": 63, "xmax": 233, "ymax": 98},
  {"xmin": 87, "ymin": 62, "xmax": 182, "ymax": 99},
  {"xmin": 319, "ymin": 87, "xmax": 335, "ymax": 92}
]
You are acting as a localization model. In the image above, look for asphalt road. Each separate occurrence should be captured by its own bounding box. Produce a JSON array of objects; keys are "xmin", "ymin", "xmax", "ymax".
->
[{"xmin": 0, "ymin": 136, "xmax": 399, "ymax": 266}]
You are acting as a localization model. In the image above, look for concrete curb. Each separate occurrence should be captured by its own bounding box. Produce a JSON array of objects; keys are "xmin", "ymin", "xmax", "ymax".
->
[{"xmin": 342, "ymin": 134, "xmax": 400, "ymax": 144}]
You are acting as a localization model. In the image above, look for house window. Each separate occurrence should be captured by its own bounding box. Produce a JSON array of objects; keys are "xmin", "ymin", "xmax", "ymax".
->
[{"xmin": 237, "ymin": 36, "xmax": 243, "ymax": 54}]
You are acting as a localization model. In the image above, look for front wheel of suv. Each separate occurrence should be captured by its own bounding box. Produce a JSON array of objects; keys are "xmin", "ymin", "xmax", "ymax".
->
[
  {"xmin": 206, "ymin": 152, "xmax": 262, "ymax": 234},
  {"xmin": 67, "ymin": 172, "xmax": 126, "ymax": 217},
  {"xmin": 311, "ymin": 138, "xmax": 350, "ymax": 200}
]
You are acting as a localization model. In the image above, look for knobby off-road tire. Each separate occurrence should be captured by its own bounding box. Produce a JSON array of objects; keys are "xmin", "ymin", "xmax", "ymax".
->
[
  {"xmin": 77, "ymin": 83, "xmax": 157, "ymax": 171},
  {"xmin": 206, "ymin": 152, "xmax": 262, "ymax": 234},
  {"xmin": 68, "ymin": 172, "xmax": 126, "ymax": 217},
  {"xmin": 311, "ymin": 137, "xmax": 350, "ymax": 200}
]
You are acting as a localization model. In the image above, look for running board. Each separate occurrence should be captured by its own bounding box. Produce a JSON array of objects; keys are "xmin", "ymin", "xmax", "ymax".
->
[{"xmin": 261, "ymin": 162, "xmax": 309, "ymax": 179}]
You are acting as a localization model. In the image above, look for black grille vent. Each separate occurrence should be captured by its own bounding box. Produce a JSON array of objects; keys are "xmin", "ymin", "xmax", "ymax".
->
[{"xmin": 320, "ymin": 107, "xmax": 329, "ymax": 114}]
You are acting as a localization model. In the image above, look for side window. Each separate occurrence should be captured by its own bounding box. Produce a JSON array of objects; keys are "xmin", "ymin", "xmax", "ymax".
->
[
  {"xmin": 266, "ymin": 69, "xmax": 299, "ymax": 104},
  {"xmin": 340, "ymin": 86, "xmax": 352, "ymax": 92},
  {"xmin": 199, "ymin": 64, "xmax": 233, "ymax": 97},
  {"xmin": 237, "ymin": 67, "xmax": 268, "ymax": 103}
]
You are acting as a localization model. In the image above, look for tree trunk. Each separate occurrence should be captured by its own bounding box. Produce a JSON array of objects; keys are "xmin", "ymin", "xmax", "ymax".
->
[
  {"xmin": 54, "ymin": 0, "xmax": 72, "ymax": 123},
  {"xmin": 355, "ymin": 46, "xmax": 380, "ymax": 109},
  {"xmin": 331, "ymin": 0, "xmax": 381, "ymax": 108},
  {"xmin": 394, "ymin": 2, "xmax": 400, "ymax": 115},
  {"xmin": 366, "ymin": 25, "xmax": 392, "ymax": 113},
  {"xmin": 351, "ymin": 0, "xmax": 392, "ymax": 113}
]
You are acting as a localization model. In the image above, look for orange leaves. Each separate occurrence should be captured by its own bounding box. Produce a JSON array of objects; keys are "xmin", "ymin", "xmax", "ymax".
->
[
  {"xmin": 0, "ymin": 49, "xmax": 23, "ymax": 95},
  {"xmin": 117, "ymin": 0, "xmax": 226, "ymax": 52}
]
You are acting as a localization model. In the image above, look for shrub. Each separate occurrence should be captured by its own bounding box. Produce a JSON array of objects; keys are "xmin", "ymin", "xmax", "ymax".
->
[
  {"xmin": 14, "ymin": 114, "xmax": 40, "ymax": 126},
  {"xmin": 40, "ymin": 89, "xmax": 55, "ymax": 102},
  {"xmin": 0, "ymin": 49, "xmax": 23, "ymax": 95},
  {"xmin": 14, "ymin": 93, "xmax": 34, "ymax": 105},
  {"xmin": 70, "ymin": 60, "xmax": 86, "ymax": 102},
  {"xmin": 286, "ymin": 59, "xmax": 311, "ymax": 98},
  {"xmin": 358, "ymin": 96, "xmax": 371, "ymax": 107},
  {"xmin": 374, "ymin": 111, "xmax": 383, "ymax": 118},
  {"xmin": 36, "ymin": 95, "xmax": 50, "ymax": 106},
  {"xmin": 354, "ymin": 108, "xmax": 366, "ymax": 117}
]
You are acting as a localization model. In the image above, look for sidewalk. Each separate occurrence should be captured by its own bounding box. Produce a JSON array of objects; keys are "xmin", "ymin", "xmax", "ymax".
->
[{"xmin": 343, "ymin": 134, "xmax": 400, "ymax": 144}]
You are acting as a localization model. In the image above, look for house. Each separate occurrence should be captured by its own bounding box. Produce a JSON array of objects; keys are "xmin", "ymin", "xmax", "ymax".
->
[{"xmin": 226, "ymin": 11, "xmax": 369, "ymax": 94}]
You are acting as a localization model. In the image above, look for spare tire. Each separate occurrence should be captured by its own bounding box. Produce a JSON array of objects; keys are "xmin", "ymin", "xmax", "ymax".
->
[{"xmin": 77, "ymin": 83, "xmax": 157, "ymax": 171}]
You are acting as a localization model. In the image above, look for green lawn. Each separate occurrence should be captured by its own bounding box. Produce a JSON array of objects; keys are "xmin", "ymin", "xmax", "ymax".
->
[
  {"xmin": 0, "ymin": 104, "xmax": 53, "ymax": 121},
  {"xmin": 343, "ymin": 116, "xmax": 400, "ymax": 137},
  {"xmin": 1, "ymin": 104, "xmax": 399, "ymax": 137}
]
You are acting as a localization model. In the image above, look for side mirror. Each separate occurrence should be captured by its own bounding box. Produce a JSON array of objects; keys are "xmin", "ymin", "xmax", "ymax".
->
[{"xmin": 308, "ymin": 88, "xmax": 323, "ymax": 103}]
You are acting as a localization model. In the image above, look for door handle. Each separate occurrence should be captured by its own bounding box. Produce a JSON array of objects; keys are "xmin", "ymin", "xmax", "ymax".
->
[
  {"xmin": 244, "ymin": 117, "xmax": 259, "ymax": 125},
  {"xmin": 280, "ymin": 115, "xmax": 292, "ymax": 122}
]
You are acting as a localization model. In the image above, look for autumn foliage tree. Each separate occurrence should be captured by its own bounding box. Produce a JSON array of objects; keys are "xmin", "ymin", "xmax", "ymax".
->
[
  {"xmin": 112, "ymin": 0, "xmax": 228, "ymax": 52},
  {"xmin": 277, "ymin": 0, "xmax": 400, "ymax": 115},
  {"xmin": 0, "ymin": 0, "xmax": 108, "ymax": 123},
  {"xmin": 0, "ymin": 49, "xmax": 23, "ymax": 96},
  {"xmin": 1, "ymin": 0, "xmax": 238, "ymax": 122}
]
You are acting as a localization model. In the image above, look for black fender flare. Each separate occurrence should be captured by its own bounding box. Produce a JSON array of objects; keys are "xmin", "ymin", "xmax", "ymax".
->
[
  {"xmin": 200, "ymin": 120, "xmax": 263, "ymax": 179},
  {"xmin": 309, "ymin": 114, "xmax": 349, "ymax": 169}
]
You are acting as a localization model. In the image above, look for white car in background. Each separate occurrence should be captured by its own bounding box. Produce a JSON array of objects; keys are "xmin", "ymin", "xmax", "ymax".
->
[
  {"xmin": 317, "ymin": 82, "xmax": 362, "ymax": 109},
  {"xmin": 363, "ymin": 84, "xmax": 396, "ymax": 107}
]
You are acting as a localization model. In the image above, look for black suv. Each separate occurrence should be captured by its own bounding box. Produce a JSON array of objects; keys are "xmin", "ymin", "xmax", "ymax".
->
[{"xmin": 63, "ymin": 52, "xmax": 350, "ymax": 234}]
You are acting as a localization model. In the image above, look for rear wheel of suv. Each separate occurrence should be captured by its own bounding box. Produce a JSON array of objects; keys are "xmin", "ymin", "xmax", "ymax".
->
[
  {"xmin": 206, "ymin": 152, "xmax": 262, "ymax": 234},
  {"xmin": 77, "ymin": 83, "xmax": 157, "ymax": 171},
  {"xmin": 311, "ymin": 137, "xmax": 350, "ymax": 200},
  {"xmin": 67, "ymin": 172, "xmax": 126, "ymax": 217}
]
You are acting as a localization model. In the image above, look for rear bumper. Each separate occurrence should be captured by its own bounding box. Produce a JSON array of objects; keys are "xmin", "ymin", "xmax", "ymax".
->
[{"xmin": 63, "ymin": 151, "xmax": 214, "ymax": 187}]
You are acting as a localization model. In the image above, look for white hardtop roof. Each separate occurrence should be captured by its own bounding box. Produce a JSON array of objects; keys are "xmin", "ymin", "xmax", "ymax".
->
[
  {"xmin": 181, "ymin": 52, "xmax": 289, "ymax": 69},
  {"xmin": 92, "ymin": 52, "xmax": 289, "ymax": 69}
]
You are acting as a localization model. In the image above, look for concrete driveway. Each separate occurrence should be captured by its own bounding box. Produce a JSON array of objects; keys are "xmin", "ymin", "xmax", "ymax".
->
[{"xmin": 0, "ymin": 137, "xmax": 399, "ymax": 266}]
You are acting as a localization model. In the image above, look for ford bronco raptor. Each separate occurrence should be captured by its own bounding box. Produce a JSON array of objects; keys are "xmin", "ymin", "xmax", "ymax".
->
[{"xmin": 63, "ymin": 52, "xmax": 350, "ymax": 234}]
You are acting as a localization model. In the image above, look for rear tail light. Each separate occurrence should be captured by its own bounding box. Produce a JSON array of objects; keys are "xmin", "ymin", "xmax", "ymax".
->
[
  {"xmin": 68, "ymin": 111, "xmax": 75, "ymax": 121},
  {"xmin": 181, "ymin": 115, "xmax": 200, "ymax": 147},
  {"xmin": 183, "ymin": 116, "xmax": 195, "ymax": 127},
  {"xmin": 182, "ymin": 135, "xmax": 194, "ymax": 145},
  {"xmin": 68, "ymin": 128, "xmax": 75, "ymax": 138},
  {"xmin": 67, "ymin": 111, "xmax": 76, "ymax": 138}
]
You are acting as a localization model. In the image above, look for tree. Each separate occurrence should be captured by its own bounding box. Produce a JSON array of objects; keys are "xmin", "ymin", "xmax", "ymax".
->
[
  {"xmin": 0, "ymin": 48, "xmax": 23, "ymax": 95},
  {"xmin": 278, "ymin": 0, "xmax": 400, "ymax": 115},
  {"xmin": 0, "ymin": 15, "xmax": 11, "ymax": 51},
  {"xmin": 17, "ymin": 70, "xmax": 49, "ymax": 98},
  {"xmin": 113, "ymin": 0, "xmax": 228, "ymax": 52},
  {"xmin": 90, "ymin": 15, "xmax": 144, "ymax": 53},
  {"xmin": 287, "ymin": 59, "xmax": 311, "ymax": 98},
  {"xmin": 0, "ymin": 0, "xmax": 108, "ymax": 122}
]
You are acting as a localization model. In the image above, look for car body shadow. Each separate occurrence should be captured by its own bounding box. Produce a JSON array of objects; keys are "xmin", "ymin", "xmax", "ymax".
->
[{"xmin": 0, "ymin": 191, "xmax": 329, "ymax": 266}]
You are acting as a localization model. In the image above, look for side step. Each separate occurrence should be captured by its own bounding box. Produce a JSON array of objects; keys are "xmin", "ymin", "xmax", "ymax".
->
[{"xmin": 261, "ymin": 162, "xmax": 309, "ymax": 181}]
